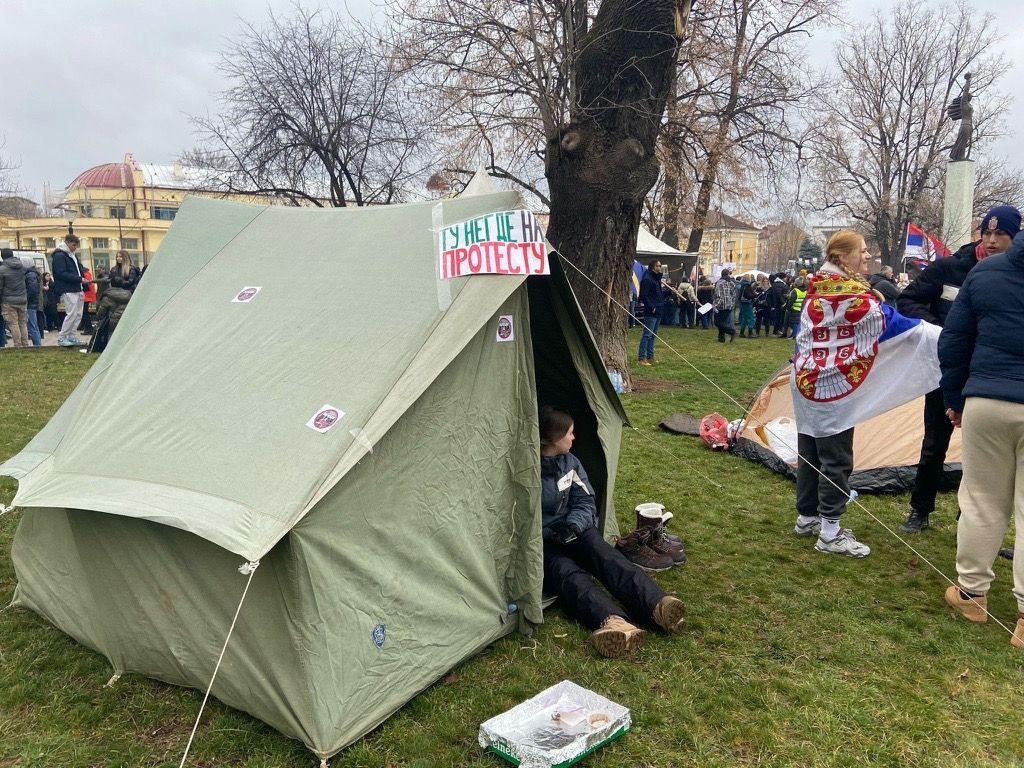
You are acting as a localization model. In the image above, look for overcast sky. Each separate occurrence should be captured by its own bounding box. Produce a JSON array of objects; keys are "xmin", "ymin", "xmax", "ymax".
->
[{"xmin": 1, "ymin": 0, "xmax": 1020, "ymax": 204}]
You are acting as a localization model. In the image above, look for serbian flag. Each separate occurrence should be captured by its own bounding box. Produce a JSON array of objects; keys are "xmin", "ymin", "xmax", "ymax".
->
[
  {"xmin": 790, "ymin": 271, "xmax": 940, "ymax": 437},
  {"xmin": 630, "ymin": 260, "xmax": 644, "ymax": 299},
  {"xmin": 905, "ymin": 223, "xmax": 951, "ymax": 262}
]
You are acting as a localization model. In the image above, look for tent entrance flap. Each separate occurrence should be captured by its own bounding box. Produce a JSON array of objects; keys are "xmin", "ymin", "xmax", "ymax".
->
[{"xmin": 527, "ymin": 276, "xmax": 608, "ymax": 527}]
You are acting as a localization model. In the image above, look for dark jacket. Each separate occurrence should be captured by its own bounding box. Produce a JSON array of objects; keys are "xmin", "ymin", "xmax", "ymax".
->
[
  {"xmin": 696, "ymin": 284, "xmax": 715, "ymax": 305},
  {"xmin": 770, "ymin": 277, "xmax": 789, "ymax": 309},
  {"xmin": 51, "ymin": 245, "xmax": 87, "ymax": 296},
  {"xmin": 638, "ymin": 268, "xmax": 664, "ymax": 318},
  {"xmin": 938, "ymin": 231, "xmax": 1024, "ymax": 412},
  {"xmin": 0, "ymin": 253, "xmax": 28, "ymax": 306},
  {"xmin": 541, "ymin": 452, "xmax": 598, "ymax": 537},
  {"xmin": 24, "ymin": 265, "xmax": 41, "ymax": 310},
  {"xmin": 109, "ymin": 264, "xmax": 141, "ymax": 291},
  {"xmin": 868, "ymin": 273, "xmax": 900, "ymax": 305},
  {"xmin": 738, "ymin": 279, "xmax": 755, "ymax": 303},
  {"xmin": 897, "ymin": 241, "xmax": 978, "ymax": 327}
]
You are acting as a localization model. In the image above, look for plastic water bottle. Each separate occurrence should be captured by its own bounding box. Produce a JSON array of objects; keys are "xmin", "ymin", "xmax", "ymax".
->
[{"xmin": 607, "ymin": 369, "xmax": 625, "ymax": 394}]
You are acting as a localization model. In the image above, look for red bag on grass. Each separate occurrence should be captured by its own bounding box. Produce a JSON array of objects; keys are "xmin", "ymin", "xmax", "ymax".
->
[{"xmin": 699, "ymin": 412, "xmax": 730, "ymax": 450}]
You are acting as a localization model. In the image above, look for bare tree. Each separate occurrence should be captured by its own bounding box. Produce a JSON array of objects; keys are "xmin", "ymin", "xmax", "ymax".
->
[
  {"xmin": 398, "ymin": 0, "xmax": 685, "ymax": 374},
  {"xmin": 806, "ymin": 1, "xmax": 1001, "ymax": 266},
  {"xmin": 0, "ymin": 137, "xmax": 21, "ymax": 200},
  {"xmin": 188, "ymin": 5, "xmax": 428, "ymax": 207},
  {"xmin": 659, "ymin": 0, "xmax": 832, "ymax": 252}
]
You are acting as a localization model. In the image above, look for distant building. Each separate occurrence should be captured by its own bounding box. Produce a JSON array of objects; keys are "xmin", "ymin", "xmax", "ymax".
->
[
  {"xmin": 685, "ymin": 211, "xmax": 762, "ymax": 274},
  {"xmin": 758, "ymin": 221, "xmax": 808, "ymax": 274},
  {"xmin": 0, "ymin": 153, "xmax": 270, "ymax": 271},
  {"xmin": 0, "ymin": 196, "xmax": 40, "ymax": 219}
]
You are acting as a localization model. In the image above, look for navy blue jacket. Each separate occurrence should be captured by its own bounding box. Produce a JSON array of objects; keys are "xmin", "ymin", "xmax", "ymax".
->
[
  {"xmin": 25, "ymin": 266, "xmax": 41, "ymax": 310},
  {"xmin": 638, "ymin": 269, "xmax": 664, "ymax": 318},
  {"xmin": 51, "ymin": 246, "xmax": 86, "ymax": 296},
  {"xmin": 540, "ymin": 452, "xmax": 598, "ymax": 537},
  {"xmin": 939, "ymin": 232, "xmax": 1024, "ymax": 412}
]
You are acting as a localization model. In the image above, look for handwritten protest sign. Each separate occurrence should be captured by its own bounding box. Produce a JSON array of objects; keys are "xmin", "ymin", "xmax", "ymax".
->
[{"xmin": 438, "ymin": 209, "xmax": 549, "ymax": 279}]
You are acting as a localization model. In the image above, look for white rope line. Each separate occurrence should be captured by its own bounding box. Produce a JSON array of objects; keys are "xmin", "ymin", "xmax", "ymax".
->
[
  {"xmin": 178, "ymin": 560, "xmax": 260, "ymax": 768},
  {"xmin": 559, "ymin": 254, "xmax": 1017, "ymax": 637}
]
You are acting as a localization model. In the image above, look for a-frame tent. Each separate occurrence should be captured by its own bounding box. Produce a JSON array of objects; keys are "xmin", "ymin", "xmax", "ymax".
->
[
  {"xmin": 0, "ymin": 190, "xmax": 628, "ymax": 759},
  {"xmin": 734, "ymin": 363, "xmax": 962, "ymax": 493}
]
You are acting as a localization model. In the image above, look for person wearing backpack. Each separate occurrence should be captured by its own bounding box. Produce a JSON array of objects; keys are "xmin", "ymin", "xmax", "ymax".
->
[{"xmin": 737, "ymin": 275, "xmax": 757, "ymax": 337}]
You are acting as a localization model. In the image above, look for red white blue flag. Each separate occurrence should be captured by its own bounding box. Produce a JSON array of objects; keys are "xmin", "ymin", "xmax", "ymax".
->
[{"xmin": 905, "ymin": 223, "xmax": 951, "ymax": 264}]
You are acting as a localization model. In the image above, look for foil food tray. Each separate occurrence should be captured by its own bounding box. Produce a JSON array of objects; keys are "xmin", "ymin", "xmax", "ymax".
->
[{"xmin": 478, "ymin": 680, "xmax": 630, "ymax": 768}]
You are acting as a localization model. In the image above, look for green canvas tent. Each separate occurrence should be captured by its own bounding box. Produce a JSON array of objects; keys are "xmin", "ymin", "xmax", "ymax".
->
[{"xmin": 0, "ymin": 190, "xmax": 628, "ymax": 759}]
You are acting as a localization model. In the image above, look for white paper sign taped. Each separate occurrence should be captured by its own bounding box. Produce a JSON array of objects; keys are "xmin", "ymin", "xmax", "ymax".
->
[
  {"xmin": 496, "ymin": 315, "xmax": 515, "ymax": 342},
  {"xmin": 232, "ymin": 286, "xmax": 262, "ymax": 303},
  {"xmin": 306, "ymin": 404, "xmax": 345, "ymax": 433},
  {"xmin": 697, "ymin": 302, "xmax": 714, "ymax": 315}
]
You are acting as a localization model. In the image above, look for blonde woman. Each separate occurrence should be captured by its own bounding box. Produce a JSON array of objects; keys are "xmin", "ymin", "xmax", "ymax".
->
[{"xmin": 790, "ymin": 230, "xmax": 940, "ymax": 557}]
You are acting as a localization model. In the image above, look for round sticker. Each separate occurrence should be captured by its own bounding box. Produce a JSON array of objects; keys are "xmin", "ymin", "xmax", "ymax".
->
[
  {"xmin": 497, "ymin": 317, "xmax": 513, "ymax": 340},
  {"xmin": 313, "ymin": 409, "xmax": 339, "ymax": 430}
]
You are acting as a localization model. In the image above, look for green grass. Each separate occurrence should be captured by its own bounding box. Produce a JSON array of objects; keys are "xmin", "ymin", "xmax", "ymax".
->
[{"xmin": 2, "ymin": 333, "xmax": 1023, "ymax": 767}]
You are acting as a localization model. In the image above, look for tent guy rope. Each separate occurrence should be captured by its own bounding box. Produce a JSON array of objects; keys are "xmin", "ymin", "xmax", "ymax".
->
[
  {"xmin": 557, "ymin": 253, "xmax": 1017, "ymax": 638},
  {"xmin": 177, "ymin": 560, "xmax": 260, "ymax": 768}
]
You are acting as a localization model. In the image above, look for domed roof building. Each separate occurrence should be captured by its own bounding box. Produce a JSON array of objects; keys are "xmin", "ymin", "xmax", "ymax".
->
[{"xmin": 0, "ymin": 153, "xmax": 267, "ymax": 272}]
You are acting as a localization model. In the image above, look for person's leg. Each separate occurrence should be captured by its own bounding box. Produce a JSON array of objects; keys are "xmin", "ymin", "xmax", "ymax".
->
[
  {"xmin": 28, "ymin": 309, "xmax": 42, "ymax": 345},
  {"xmin": 543, "ymin": 537, "xmax": 625, "ymax": 631},
  {"xmin": 716, "ymin": 311, "xmax": 726, "ymax": 342},
  {"xmin": 14, "ymin": 306, "xmax": 29, "ymax": 347},
  {"xmin": 794, "ymin": 431, "xmax": 821, "ymax": 535},
  {"xmin": 638, "ymin": 319, "xmax": 653, "ymax": 361},
  {"xmin": 0, "ymin": 306, "xmax": 16, "ymax": 347},
  {"xmin": 955, "ymin": 398, "xmax": 1018, "ymax": 600},
  {"xmin": 1010, "ymin": 416, "xmax": 1024, "ymax": 629},
  {"xmin": 60, "ymin": 292, "xmax": 84, "ymax": 341},
  {"xmin": 904, "ymin": 388, "xmax": 954, "ymax": 531},
  {"xmin": 572, "ymin": 527, "xmax": 667, "ymax": 626},
  {"xmin": 647, "ymin": 317, "xmax": 660, "ymax": 359},
  {"xmin": 812, "ymin": 428, "xmax": 869, "ymax": 556}
]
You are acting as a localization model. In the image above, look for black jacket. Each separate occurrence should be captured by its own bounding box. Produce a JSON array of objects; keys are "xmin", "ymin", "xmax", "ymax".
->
[
  {"xmin": 51, "ymin": 246, "xmax": 87, "ymax": 296},
  {"xmin": 540, "ymin": 452, "xmax": 598, "ymax": 537},
  {"xmin": 938, "ymin": 232, "xmax": 1024, "ymax": 412},
  {"xmin": 868, "ymin": 273, "xmax": 900, "ymax": 305},
  {"xmin": 638, "ymin": 268, "xmax": 664, "ymax": 318},
  {"xmin": 24, "ymin": 266, "xmax": 41, "ymax": 310},
  {"xmin": 109, "ymin": 264, "xmax": 140, "ymax": 291},
  {"xmin": 897, "ymin": 242, "xmax": 978, "ymax": 327}
]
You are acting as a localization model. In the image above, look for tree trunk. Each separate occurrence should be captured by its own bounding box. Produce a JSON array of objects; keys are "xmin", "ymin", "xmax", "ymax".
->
[
  {"xmin": 685, "ymin": 154, "xmax": 719, "ymax": 254},
  {"xmin": 661, "ymin": 60, "xmax": 681, "ymax": 250},
  {"xmin": 545, "ymin": 0, "xmax": 685, "ymax": 383}
]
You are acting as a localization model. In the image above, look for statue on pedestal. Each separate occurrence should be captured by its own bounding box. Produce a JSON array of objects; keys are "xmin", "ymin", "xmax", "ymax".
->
[{"xmin": 947, "ymin": 73, "xmax": 973, "ymax": 161}]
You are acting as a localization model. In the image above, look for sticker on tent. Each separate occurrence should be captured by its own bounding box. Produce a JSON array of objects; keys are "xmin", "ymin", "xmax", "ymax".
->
[
  {"xmin": 372, "ymin": 623, "xmax": 386, "ymax": 648},
  {"xmin": 306, "ymin": 405, "xmax": 345, "ymax": 433},
  {"xmin": 496, "ymin": 315, "xmax": 515, "ymax": 342},
  {"xmin": 232, "ymin": 286, "xmax": 262, "ymax": 303},
  {"xmin": 438, "ymin": 209, "xmax": 548, "ymax": 279}
]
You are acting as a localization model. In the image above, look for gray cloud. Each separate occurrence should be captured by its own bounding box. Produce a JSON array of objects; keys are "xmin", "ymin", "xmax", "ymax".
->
[{"xmin": 1, "ymin": 0, "xmax": 1020, "ymax": 204}]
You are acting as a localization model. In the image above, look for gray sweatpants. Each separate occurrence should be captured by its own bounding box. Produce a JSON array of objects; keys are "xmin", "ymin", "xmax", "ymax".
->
[{"xmin": 796, "ymin": 428, "xmax": 855, "ymax": 521}]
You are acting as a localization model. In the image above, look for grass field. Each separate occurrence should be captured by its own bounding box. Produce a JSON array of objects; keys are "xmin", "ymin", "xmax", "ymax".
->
[{"xmin": 1, "ymin": 328, "xmax": 1022, "ymax": 767}]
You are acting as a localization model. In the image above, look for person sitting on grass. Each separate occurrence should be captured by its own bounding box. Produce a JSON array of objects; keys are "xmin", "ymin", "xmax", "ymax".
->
[{"xmin": 539, "ymin": 405, "xmax": 686, "ymax": 657}]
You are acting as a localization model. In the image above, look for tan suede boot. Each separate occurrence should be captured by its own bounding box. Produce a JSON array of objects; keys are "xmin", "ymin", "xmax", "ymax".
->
[
  {"xmin": 653, "ymin": 596, "xmax": 687, "ymax": 634},
  {"xmin": 1012, "ymin": 616, "xmax": 1024, "ymax": 649},
  {"xmin": 943, "ymin": 584, "xmax": 988, "ymax": 623},
  {"xmin": 589, "ymin": 615, "xmax": 646, "ymax": 658}
]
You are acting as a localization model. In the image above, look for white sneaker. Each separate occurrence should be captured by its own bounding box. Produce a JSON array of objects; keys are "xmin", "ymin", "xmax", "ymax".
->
[
  {"xmin": 815, "ymin": 528, "xmax": 870, "ymax": 557},
  {"xmin": 793, "ymin": 517, "xmax": 821, "ymax": 537}
]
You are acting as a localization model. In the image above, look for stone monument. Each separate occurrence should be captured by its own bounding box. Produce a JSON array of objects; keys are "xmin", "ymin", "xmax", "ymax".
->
[{"xmin": 942, "ymin": 74, "xmax": 975, "ymax": 249}]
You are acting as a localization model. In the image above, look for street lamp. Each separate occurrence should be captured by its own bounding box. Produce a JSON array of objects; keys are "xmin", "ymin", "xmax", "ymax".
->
[{"xmin": 66, "ymin": 206, "xmax": 78, "ymax": 236}]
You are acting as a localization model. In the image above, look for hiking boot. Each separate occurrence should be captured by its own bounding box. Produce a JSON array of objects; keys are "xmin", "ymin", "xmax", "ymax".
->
[
  {"xmin": 638, "ymin": 359, "xmax": 652, "ymax": 366},
  {"xmin": 653, "ymin": 596, "xmax": 687, "ymax": 634},
  {"xmin": 615, "ymin": 528, "xmax": 673, "ymax": 572},
  {"xmin": 999, "ymin": 547, "xmax": 1015, "ymax": 561},
  {"xmin": 814, "ymin": 528, "xmax": 870, "ymax": 557},
  {"xmin": 589, "ymin": 615, "xmax": 646, "ymax": 657},
  {"xmin": 899, "ymin": 510, "xmax": 930, "ymax": 533},
  {"xmin": 1012, "ymin": 617, "xmax": 1024, "ymax": 649},
  {"xmin": 943, "ymin": 584, "xmax": 987, "ymax": 623},
  {"xmin": 646, "ymin": 524, "xmax": 687, "ymax": 564},
  {"xmin": 793, "ymin": 517, "xmax": 821, "ymax": 537}
]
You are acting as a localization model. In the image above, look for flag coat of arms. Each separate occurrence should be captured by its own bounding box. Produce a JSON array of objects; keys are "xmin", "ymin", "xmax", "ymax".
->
[{"xmin": 790, "ymin": 270, "xmax": 941, "ymax": 437}]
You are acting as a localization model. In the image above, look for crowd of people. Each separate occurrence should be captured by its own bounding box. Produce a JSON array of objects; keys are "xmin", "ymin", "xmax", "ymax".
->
[{"xmin": 0, "ymin": 235, "xmax": 142, "ymax": 350}]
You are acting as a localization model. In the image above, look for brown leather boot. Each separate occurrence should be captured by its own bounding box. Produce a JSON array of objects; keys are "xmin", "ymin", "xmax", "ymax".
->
[
  {"xmin": 653, "ymin": 596, "xmax": 687, "ymax": 634},
  {"xmin": 646, "ymin": 524, "xmax": 687, "ymax": 565},
  {"xmin": 1012, "ymin": 616, "xmax": 1024, "ymax": 649},
  {"xmin": 589, "ymin": 615, "xmax": 646, "ymax": 657},
  {"xmin": 615, "ymin": 528, "xmax": 673, "ymax": 571}
]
